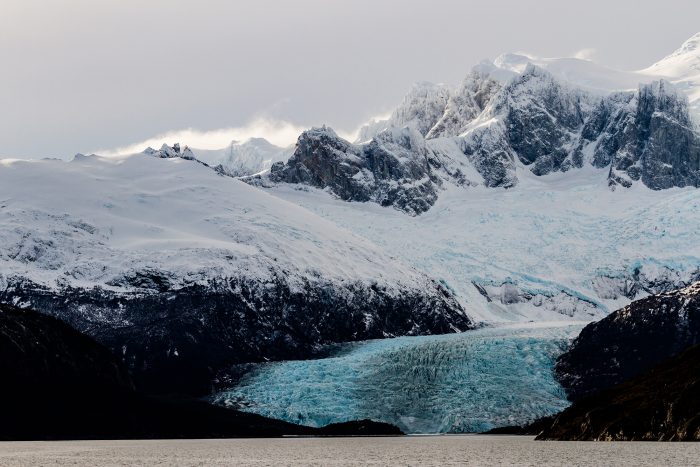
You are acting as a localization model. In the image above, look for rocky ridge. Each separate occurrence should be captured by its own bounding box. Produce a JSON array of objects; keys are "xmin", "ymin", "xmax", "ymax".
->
[
  {"xmin": 258, "ymin": 35, "xmax": 700, "ymax": 214},
  {"xmin": 555, "ymin": 282, "xmax": 700, "ymax": 401}
]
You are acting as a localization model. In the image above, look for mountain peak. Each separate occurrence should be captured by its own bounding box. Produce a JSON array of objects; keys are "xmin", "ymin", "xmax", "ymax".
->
[
  {"xmin": 645, "ymin": 32, "xmax": 700, "ymax": 74},
  {"xmin": 677, "ymin": 31, "xmax": 700, "ymax": 54}
]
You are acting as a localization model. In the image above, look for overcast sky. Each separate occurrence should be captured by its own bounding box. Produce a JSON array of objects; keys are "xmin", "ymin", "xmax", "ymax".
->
[{"xmin": 2, "ymin": 0, "xmax": 700, "ymax": 158}]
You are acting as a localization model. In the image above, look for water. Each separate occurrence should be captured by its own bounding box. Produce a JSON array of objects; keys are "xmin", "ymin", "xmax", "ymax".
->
[
  {"xmin": 1, "ymin": 436, "xmax": 698, "ymax": 466},
  {"xmin": 213, "ymin": 323, "xmax": 583, "ymax": 433}
]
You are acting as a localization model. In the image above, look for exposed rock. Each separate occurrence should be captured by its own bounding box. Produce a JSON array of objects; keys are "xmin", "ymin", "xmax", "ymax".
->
[
  {"xmin": 270, "ymin": 126, "xmax": 443, "ymax": 215},
  {"xmin": 315, "ymin": 419, "xmax": 403, "ymax": 436},
  {"xmin": 482, "ymin": 416, "xmax": 555, "ymax": 436},
  {"xmin": 0, "ymin": 154, "xmax": 472, "ymax": 396},
  {"xmin": 555, "ymin": 282, "xmax": 700, "ymax": 401},
  {"xmin": 539, "ymin": 343, "xmax": 700, "ymax": 441},
  {"xmin": 585, "ymin": 81, "xmax": 700, "ymax": 189},
  {"xmin": 2, "ymin": 275, "xmax": 471, "ymax": 396},
  {"xmin": 144, "ymin": 143, "xmax": 195, "ymax": 160},
  {"xmin": 495, "ymin": 64, "xmax": 592, "ymax": 175},
  {"xmin": 0, "ymin": 303, "xmax": 403, "ymax": 440},
  {"xmin": 457, "ymin": 122, "xmax": 518, "ymax": 187}
]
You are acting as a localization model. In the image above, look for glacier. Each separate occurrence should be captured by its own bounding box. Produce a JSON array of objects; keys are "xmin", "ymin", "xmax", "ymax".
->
[
  {"xmin": 265, "ymin": 166, "xmax": 700, "ymax": 323},
  {"xmin": 212, "ymin": 323, "xmax": 583, "ymax": 433}
]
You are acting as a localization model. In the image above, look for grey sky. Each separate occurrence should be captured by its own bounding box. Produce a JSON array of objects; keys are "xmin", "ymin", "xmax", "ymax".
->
[{"xmin": 2, "ymin": 0, "xmax": 699, "ymax": 158}]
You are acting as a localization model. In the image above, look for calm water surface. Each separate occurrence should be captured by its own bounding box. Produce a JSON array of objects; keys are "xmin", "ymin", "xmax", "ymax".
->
[{"xmin": 1, "ymin": 435, "xmax": 699, "ymax": 466}]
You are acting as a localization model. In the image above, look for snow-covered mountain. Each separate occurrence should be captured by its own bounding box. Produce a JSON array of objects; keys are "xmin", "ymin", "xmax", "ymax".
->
[
  {"xmin": 267, "ymin": 126, "xmax": 444, "ymax": 216},
  {"xmin": 264, "ymin": 58, "xmax": 700, "ymax": 216},
  {"xmin": 238, "ymin": 33, "xmax": 700, "ymax": 323},
  {"xmin": 1, "ymin": 33, "xmax": 700, "ymax": 397},
  {"xmin": 190, "ymin": 138, "xmax": 292, "ymax": 177},
  {"xmin": 355, "ymin": 82, "xmax": 451, "ymax": 142},
  {"xmin": 0, "ymin": 151, "xmax": 471, "ymax": 394},
  {"xmin": 264, "ymin": 167, "xmax": 700, "ymax": 323},
  {"xmin": 642, "ymin": 32, "xmax": 700, "ymax": 121}
]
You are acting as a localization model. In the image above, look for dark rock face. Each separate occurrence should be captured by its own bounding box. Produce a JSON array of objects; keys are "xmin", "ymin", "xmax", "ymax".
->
[
  {"xmin": 0, "ymin": 304, "xmax": 404, "ymax": 440},
  {"xmin": 538, "ymin": 343, "xmax": 700, "ymax": 441},
  {"xmin": 466, "ymin": 70, "xmax": 700, "ymax": 187},
  {"xmin": 584, "ymin": 81, "xmax": 700, "ymax": 189},
  {"xmin": 0, "ymin": 303, "xmax": 133, "ymax": 395},
  {"xmin": 482, "ymin": 416, "xmax": 555, "ymax": 436},
  {"xmin": 458, "ymin": 124, "xmax": 518, "ymax": 188},
  {"xmin": 555, "ymin": 282, "xmax": 700, "ymax": 401},
  {"xmin": 270, "ymin": 126, "xmax": 442, "ymax": 215},
  {"xmin": 265, "ymin": 67, "xmax": 700, "ymax": 215},
  {"xmin": 495, "ymin": 65, "xmax": 590, "ymax": 175},
  {"xmin": 2, "ymin": 275, "xmax": 471, "ymax": 396}
]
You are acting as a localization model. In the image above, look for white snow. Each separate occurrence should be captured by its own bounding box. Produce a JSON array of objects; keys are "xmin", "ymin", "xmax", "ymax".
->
[
  {"xmin": 489, "ymin": 53, "xmax": 653, "ymax": 95},
  {"xmin": 641, "ymin": 32, "xmax": 700, "ymax": 122},
  {"xmin": 0, "ymin": 154, "xmax": 438, "ymax": 296},
  {"xmin": 265, "ymin": 164, "xmax": 700, "ymax": 323},
  {"xmin": 354, "ymin": 32, "xmax": 700, "ymax": 142},
  {"xmin": 190, "ymin": 138, "xmax": 292, "ymax": 177},
  {"xmin": 3, "ymin": 33, "xmax": 700, "ymax": 326},
  {"xmin": 355, "ymin": 81, "xmax": 451, "ymax": 141}
]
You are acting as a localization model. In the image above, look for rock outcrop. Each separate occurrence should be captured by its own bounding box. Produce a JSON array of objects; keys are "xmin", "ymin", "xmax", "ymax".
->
[
  {"xmin": 0, "ymin": 303, "xmax": 403, "ymax": 439},
  {"xmin": 270, "ymin": 126, "xmax": 443, "ymax": 215},
  {"xmin": 555, "ymin": 282, "xmax": 700, "ymax": 401},
  {"xmin": 539, "ymin": 342, "xmax": 700, "ymax": 441},
  {"xmin": 0, "ymin": 154, "xmax": 471, "ymax": 396},
  {"xmin": 268, "ymin": 63, "xmax": 700, "ymax": 215}
]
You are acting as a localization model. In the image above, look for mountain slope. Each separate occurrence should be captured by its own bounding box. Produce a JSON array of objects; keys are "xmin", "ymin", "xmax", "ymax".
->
[
  {"xmin": 0, "ymin": 153, "xmax": 471, "ymax": 394},
  {"xmin": 265, "ymin": 70, "xmax": 700, "ymax": 217},
  {"xmin": 0, "ymin": 303, "xmax": 402, "ymax": 439},
  {"xmin": 356, "ymin": 82, "xmax": 450, "ymax": 142},
  {"xmin": 222, "ymin": 35, "xmax": 700, "ymax": 323},
  {"xmin": 264, "ymin": 167, "xmax": 700, "ymax": 323},
  {"xmin": 555, "ymin": 282, "xmax": 700, "ymax": 401},
  {"xmin": 538, "ymin": 342, "xmax": 700, "ymax": 441},
  {"xmin": 642, "ymin": 32, "xmax": 700, "ymax": 121}
]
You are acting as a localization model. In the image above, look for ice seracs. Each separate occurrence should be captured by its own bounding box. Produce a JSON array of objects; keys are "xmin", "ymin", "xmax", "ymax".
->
[{"xmin": 214, "ymin": 323, "xmax": 582, "ymax": 433}]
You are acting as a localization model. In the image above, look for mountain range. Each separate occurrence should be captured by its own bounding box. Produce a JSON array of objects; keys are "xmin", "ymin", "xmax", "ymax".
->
[{"xmin": 1, "ymin": 32, "xmax": 700, "ymax": 403}]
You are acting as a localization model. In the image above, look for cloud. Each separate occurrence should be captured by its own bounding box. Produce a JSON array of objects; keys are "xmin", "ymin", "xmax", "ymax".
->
[
  {"xmin": 97, "ymin": 118, "xmax": 309, "ymax": 156},
  {"xmin": 96, "ymin": 116, "xmax": 372, "ymax": 157},
  {"xmin": 573, "ymin": 48, "xmax": 597, "ymax": 61}
]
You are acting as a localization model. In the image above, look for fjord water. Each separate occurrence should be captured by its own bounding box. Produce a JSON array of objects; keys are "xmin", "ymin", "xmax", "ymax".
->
[
  {"xmin": 213, "ymin": 323, "xmax": 584, "ymax": 433},
  {"xmin": 2, "ymin": 437, "xmax": 699, "ymax": 466}
]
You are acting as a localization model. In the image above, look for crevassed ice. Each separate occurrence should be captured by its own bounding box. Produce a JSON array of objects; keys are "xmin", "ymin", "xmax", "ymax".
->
[{"xmin": 212, "ymin": 323, "xmax": 582, "ymax": 433}]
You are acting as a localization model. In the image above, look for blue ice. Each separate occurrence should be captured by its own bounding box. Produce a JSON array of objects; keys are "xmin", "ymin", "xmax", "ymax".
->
[{"xmin": 212, "ymin": 324, "xmax": 583, "ymax": 433}]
